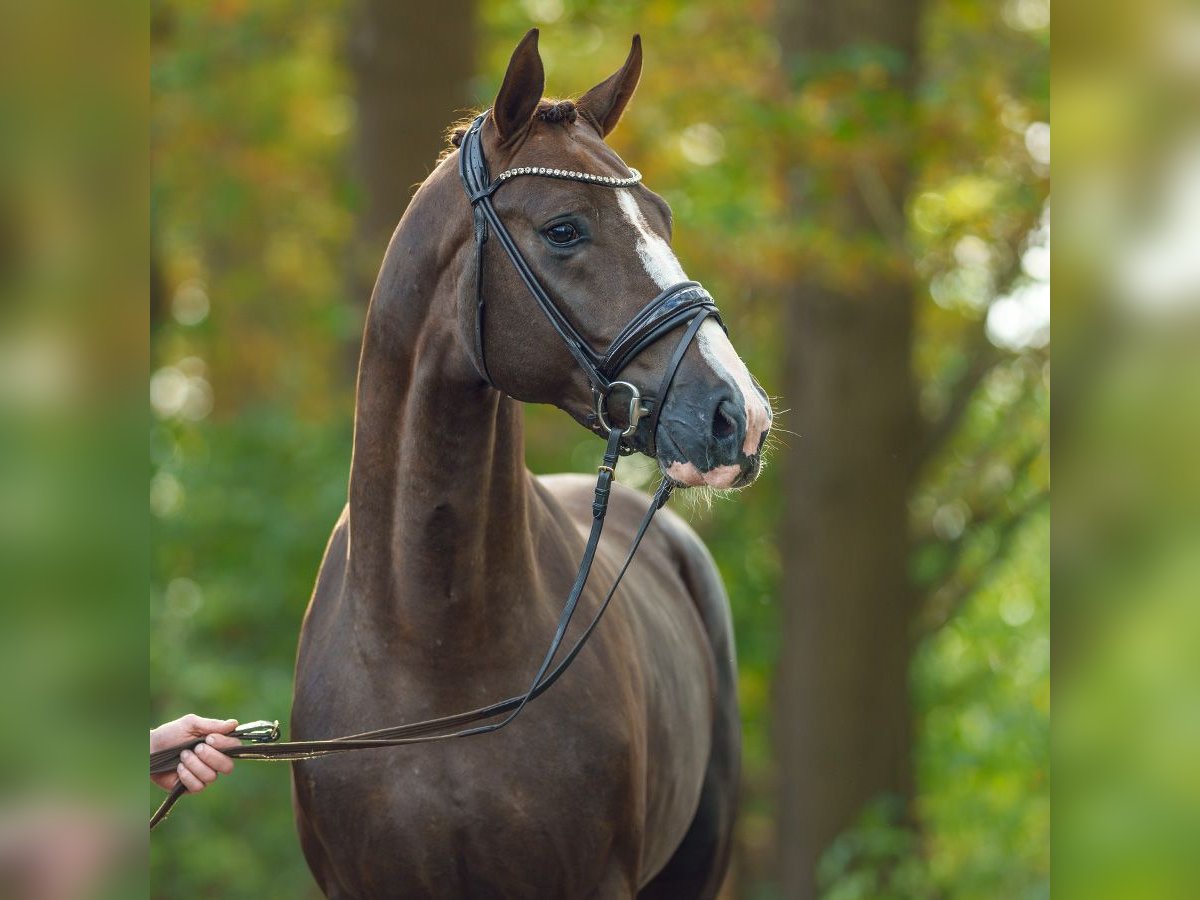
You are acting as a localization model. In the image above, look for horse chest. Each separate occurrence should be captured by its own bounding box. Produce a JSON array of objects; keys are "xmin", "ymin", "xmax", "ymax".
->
[
  {"xmin": 292, "ymin": 629, "xmax": 645, "ymax": 896},
  {"xmin": 295, "ymin": 734, "xmax": 640, "ymax": 896}
]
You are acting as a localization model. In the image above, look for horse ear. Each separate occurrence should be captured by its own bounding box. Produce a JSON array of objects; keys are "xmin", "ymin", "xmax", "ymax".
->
[
  {"xmin": 578, "ymin": 35, "xmax": 642, "ymax": 138},
  {"xmin": 493, "ymin": 28, "xmax": 545, "ymax": 142}
]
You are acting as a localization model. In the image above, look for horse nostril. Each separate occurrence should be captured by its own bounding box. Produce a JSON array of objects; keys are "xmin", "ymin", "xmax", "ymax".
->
[{"xmin": 712, "ymin": 400, "xmax": 738, "ymax": 442}]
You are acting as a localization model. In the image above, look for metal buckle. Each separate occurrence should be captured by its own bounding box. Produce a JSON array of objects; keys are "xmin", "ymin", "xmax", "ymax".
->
[
  {"xmin": 596, "ymin": 381, "xmax": 648, "ymax": 438},
  {"xmin": 234, "ymin": 720, "xmax": 281, "ymax": 744}
]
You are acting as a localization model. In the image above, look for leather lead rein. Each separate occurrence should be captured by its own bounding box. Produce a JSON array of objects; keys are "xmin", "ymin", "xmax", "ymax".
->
[{"xmin": 151, "ymin": 110, "xmax": 718, "ymax": 830}]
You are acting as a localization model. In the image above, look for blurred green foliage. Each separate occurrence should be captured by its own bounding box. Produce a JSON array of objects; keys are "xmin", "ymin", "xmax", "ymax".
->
[
  {"xmin": 150, "ymin": 413, "xmax": 349, "ymax": 898},
  {"xmin": 151, "ymin": 0, "xmax": 1047, "ymax": 896}
]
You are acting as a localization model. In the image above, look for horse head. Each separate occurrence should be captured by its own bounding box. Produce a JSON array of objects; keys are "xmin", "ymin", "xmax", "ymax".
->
[{"xmin": 453, "ymin": 29, "xmax": 773, "ymax": 489}]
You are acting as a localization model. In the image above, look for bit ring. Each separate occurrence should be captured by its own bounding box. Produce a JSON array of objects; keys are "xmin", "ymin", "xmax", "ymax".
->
[{"xmin": 596, "ymin": 381, "xmax": 647, "ymax": 438}]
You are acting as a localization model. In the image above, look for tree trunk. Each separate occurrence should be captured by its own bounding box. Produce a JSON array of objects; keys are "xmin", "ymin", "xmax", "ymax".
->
[
  {"xmin": 773, "ymin": 1, "xmax": 922, "ymax": 897},
  {"xmin": 347, "ymin": 0, "xmax": 477, "ymax": 307}
]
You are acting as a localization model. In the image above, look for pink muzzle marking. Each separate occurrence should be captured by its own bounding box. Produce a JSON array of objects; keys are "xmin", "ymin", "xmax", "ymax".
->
[{"xmin": 665, "ymin": 461, "xmax": 745, "ymax": 489}]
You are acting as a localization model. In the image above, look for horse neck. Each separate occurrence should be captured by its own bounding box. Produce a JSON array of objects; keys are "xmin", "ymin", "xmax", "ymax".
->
[{"xmin": 345, "ymin": 185, "xmax": 540, "ymax": 646}]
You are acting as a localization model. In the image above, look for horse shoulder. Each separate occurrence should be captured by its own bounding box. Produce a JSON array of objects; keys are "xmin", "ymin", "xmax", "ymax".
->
[
  {"xmin": 634, "ymin": 502, "xmax": 741, "ymax": 899},
  {"xmin": 534, "ymin": 473, "xmax": 738, "ymax": 889}
]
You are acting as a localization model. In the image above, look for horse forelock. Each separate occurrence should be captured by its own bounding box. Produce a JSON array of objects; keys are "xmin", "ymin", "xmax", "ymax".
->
[{"xmin": 441, "ymin": 99, "xmax": 583, "ymax": 161}]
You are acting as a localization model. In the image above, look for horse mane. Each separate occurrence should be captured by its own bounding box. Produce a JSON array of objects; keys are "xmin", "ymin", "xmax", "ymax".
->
[{"xmin": 440, "ymin": 100, "xmax": 579, "ymax": 162}]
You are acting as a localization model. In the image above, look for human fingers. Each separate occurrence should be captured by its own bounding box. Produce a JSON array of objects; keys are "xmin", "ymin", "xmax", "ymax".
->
[
  {"xmin": 203, "ymin": 732, "xmax": 242, "ymax": 752},
  {"xmin": 176, "ymin": 761, "xmax": 204, "ymax": 793},
  {"xmin": 183, "ymin": 715, "xmax": 238, "ymax": 737},
  {"xmin": 194, "ymin": 741, "xmax": 234, "ymax": 775},
  {"xmin": 179, "ymin": 748, "xmax": 218, "ymax": 786},
  {"xmin": 151, "ymin": 715, "xmax": 239, "ymax": 753}
]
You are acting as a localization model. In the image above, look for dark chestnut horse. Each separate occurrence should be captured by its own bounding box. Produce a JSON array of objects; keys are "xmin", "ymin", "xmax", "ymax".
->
[{"xmin": 291, "ymin": 30, "xmax": 772, "ymax": 899}]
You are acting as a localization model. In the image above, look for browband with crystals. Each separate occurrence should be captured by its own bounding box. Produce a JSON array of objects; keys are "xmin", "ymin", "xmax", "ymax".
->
[{"xmin": 493, "ymin": 165, "xmax": 643, "ymax": 189}]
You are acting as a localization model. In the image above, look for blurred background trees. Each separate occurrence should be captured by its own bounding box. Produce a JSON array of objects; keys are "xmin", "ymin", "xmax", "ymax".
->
[
  {"xmin": 345, "ymin": 0, "xmax": 476, "ymax": 314},
  {"xmin": 151, "ymin": 0, "xmax": 1048, "ymax": 896},
  {"xmin": 773, "ymin": 1, "xmax": 921, "ymax": 895}
]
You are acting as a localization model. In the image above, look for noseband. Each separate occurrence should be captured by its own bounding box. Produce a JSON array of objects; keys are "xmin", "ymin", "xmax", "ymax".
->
[
  {"xmin": 149, "ymin": 111, "xmax": 727, "ymax": 830},
  {"xmin": 458, "ymin": 112, "xmax": 723, "ymax": 453}
]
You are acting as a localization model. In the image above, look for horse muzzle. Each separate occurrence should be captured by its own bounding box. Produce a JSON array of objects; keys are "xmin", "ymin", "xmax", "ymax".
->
[{"xmin": 653, "ymin": 383, "xmax": 768, "ymax": 489}]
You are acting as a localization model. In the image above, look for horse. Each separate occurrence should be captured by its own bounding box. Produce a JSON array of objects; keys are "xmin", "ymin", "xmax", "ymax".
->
[{"xmin": 290, "ymin": 29, "xmax": 773, "ymax": 899}]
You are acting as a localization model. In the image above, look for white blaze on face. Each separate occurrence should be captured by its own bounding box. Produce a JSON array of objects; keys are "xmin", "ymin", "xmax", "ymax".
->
[
  {"xmin": 615, "ymin": 190, "xmax": 687, "ymax": 289},
  {"xmin": 697, "ymin": 320, "xmax": 772, "ymax": 457},
  {"xmin": 615, "ymin": 189, "xmax": 773, "ymax": 481}
]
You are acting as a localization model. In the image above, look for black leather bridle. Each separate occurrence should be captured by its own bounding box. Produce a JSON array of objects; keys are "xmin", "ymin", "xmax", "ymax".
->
[
  {"xmin": 150, "ymin": 111, "xmax": 725, "ymax": 830},
  {"xmin": 458, "ymin": 112, "xmax": 723, "ymax": 454}
]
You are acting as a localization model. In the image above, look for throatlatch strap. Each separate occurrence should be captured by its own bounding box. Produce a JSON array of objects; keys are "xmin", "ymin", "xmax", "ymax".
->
[{"xmin": 471, "ymin": 206, "xmax": 494, "ymax": 387}]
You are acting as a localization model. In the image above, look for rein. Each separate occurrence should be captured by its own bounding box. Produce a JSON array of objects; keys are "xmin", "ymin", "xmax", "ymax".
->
[{"xmin": 150, "ymin": 111, "xmax": 722, "ymax": 831}]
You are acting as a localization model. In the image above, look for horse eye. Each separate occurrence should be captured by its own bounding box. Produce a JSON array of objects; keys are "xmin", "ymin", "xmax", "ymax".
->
[{"xmin": 544, "ymin": 222, "xmax": 579, "ymax": 245}]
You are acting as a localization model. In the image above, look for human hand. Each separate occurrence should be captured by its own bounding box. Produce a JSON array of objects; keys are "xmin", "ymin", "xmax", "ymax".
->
[{"xmin": 149, "ymin": 714, "xmax": 240, "ymax": 794}]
